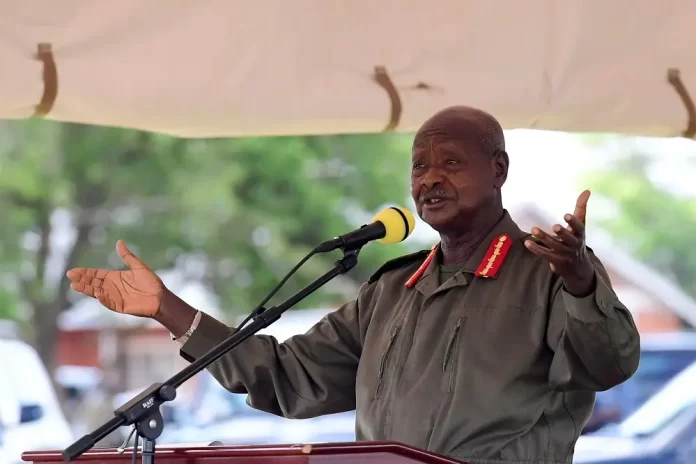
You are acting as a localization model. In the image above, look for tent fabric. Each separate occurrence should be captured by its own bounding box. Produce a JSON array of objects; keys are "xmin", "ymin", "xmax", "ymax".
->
[{"xmin": 1, "ymin": 0, "xmax": 695, "ymax": 138}]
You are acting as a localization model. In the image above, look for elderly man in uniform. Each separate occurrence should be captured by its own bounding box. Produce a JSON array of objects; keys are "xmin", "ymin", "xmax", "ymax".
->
[{"xmin": 67, "ymin": 106, "xmax": 640, "ymax": 464}]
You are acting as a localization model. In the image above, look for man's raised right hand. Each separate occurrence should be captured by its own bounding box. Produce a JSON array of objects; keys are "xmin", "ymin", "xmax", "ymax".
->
[{"xmin": 66, "ymin": 240, "xmax": 164, "ymax": 318}]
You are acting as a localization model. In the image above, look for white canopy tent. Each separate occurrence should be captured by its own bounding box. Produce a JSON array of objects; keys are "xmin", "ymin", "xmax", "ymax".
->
[{"xmin": 1, "ymin": 0, "xmax": 695, "ymax": 138}]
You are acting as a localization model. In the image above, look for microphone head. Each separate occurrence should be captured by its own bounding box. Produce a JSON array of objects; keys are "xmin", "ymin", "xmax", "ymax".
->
[{"xmin": 372, "ymin": 207, "xmax": 416, "ymax": 244}]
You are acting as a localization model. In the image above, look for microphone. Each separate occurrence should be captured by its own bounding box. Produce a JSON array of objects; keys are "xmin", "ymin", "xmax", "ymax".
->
[{"xmin": 316, "ymin": 206, "xmax": 416, "ymax": 253}]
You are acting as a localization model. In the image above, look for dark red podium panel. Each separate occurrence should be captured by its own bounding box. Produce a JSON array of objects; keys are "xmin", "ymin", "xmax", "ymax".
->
[{"xmin": 22, "ymin": 441, "xmax": 465, "ymax": 464}]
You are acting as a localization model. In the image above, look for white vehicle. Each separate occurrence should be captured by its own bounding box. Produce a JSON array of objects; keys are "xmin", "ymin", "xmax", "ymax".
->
[{"xmin": 0, "ymin": 339, "xmax": 74, "ymax": 463}]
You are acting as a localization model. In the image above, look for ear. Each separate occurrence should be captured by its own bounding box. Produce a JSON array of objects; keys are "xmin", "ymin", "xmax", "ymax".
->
[{"xmin": 492, "ymin": 150, "xmax": 509, "ymax": 188}]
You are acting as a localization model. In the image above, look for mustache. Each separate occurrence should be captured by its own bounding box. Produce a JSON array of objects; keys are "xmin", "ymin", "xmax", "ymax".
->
[{"xmin": 419, "ymin": 188, "xmax": 451, "ymax": 202}]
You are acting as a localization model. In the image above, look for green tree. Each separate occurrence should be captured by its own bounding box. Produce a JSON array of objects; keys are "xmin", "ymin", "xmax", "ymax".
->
[
  {"xmin": 581, "ymin": 151, "xmax": 696, "ymax": 297},
  {"xmin": 0, "ymin": 121, "xmax": 418, "ymax": 372}
]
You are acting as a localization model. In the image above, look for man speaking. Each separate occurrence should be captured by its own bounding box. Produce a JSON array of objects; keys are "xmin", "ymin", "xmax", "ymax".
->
[{"xmin": 67, "ymin": 106, "xmax": 640, "ymax": 464}]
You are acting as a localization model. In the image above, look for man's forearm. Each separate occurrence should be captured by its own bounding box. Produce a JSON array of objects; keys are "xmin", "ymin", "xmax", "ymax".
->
[{"xmin": 154, "ymin": 288, "xmax": 198, "ymax": 338}]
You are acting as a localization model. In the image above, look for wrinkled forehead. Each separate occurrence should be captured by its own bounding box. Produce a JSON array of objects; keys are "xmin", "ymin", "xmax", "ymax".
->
[{"xmin": 412, "ymin": 113, "xmax": 484, "ymax": 153}]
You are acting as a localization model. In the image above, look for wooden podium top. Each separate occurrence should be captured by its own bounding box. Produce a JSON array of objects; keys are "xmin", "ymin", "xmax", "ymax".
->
[{"xmin": 22, "ymin": 441, "xmax": 465, "ymax": 464}]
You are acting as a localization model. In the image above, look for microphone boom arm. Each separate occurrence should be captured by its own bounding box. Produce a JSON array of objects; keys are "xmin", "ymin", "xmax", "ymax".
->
[{"xmin": 61, "ymin": 248, "xmax": 361, "ymax": 463}]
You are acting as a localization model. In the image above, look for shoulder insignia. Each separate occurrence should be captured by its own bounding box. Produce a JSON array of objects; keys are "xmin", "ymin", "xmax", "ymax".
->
[
  {"xmin": 404, "ymin": 243, "xmax": 439, "ymax": 287},
  {"xmin": 368, "ymin": 247, "xmax": 433, "ymax": 284},
  {"xmin": 475, "ymin": 234, "xmax": 513, "ymax": 278}
]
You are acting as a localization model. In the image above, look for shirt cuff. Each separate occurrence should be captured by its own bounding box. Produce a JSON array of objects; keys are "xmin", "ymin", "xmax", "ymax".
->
[
  {"xmin": 179, "ymin": 312, "xmax": 236, "ymax": 365},
  {"xmin": 172, "ymin": 310, "xmax": 202, "ymax": 347},
  {"xmin": 562, "ymin": 272, "xmax": 619, "ymax": 323}
]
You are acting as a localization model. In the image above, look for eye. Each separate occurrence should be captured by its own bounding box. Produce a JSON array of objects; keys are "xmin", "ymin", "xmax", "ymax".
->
[
  {"xmin": 446, "ymin": 159, "xmax": 458, "ymax": 165},
  {"xmin": 412, "ymin": 162, "xmax": 425, "ymax": 170}
]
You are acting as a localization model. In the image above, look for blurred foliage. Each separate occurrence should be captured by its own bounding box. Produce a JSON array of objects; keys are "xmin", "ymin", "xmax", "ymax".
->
[
  {"xmin": 0, "ymin": 287, "xmax": 17, "ymax": 321},
  {"xmin": 581, "ymin": 151, "xmax": 696, "ymax": 297},
  {"xmin": 0, "ymin": 120, "xmax": 418, "ymax": 369}
]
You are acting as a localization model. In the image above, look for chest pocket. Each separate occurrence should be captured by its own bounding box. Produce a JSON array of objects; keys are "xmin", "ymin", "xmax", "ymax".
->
[
  {"xmin": 374, "ymin": 324, "xmax": 401, "ymax": 399},
  {"xmin": 441, "ymin": 316, "xmax": 467, "ymax": 393}
]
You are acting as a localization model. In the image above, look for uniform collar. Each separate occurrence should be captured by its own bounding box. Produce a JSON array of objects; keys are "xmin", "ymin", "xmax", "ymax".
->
[{"xmin": 410, "ymin": 210, "xmax": 526, "ymax": 293}]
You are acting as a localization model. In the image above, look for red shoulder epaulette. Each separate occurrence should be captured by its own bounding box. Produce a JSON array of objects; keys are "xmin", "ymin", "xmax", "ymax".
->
[
  {"xmin": 475, "ymin": 234, "xmax": 512, "ymax": 278},
  {"xmin": 405, "ymin": 243, "xmax": 439, "ymax": 287}
]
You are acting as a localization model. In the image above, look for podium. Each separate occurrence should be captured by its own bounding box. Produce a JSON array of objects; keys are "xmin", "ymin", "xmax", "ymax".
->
[{"xmin": 22, "ymin": 442, "xmax": 464, "ymax": 464}]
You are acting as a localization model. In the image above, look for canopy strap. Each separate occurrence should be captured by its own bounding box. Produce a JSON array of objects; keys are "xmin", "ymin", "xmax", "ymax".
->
[
  {"xmin": 667, "ymin": 68, "xmax": 696, "ymax": 138},
  {"xmin": 373, "ymin": 66, "xmax": 402, "ymax": 131},
  {"xmin": 33, "ymin": 43, "xmax": 58, "ymax": 117}
]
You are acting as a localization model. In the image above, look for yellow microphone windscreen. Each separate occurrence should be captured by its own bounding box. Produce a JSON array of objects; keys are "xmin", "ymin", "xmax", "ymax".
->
[{"xmin": 371, "ymin": 207, "xmax": 416, "ymax": 244}]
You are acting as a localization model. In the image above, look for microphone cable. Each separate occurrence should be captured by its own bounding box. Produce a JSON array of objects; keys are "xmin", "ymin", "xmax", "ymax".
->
[{"xmin": 232, "ymin": 246, "xmax": 320, "ymax": 334}]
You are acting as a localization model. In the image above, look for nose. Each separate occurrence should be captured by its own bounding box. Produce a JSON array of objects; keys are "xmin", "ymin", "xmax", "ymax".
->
[{"xmin": 421, "ymin": 166, "xmax": 446, "ymax": 190}]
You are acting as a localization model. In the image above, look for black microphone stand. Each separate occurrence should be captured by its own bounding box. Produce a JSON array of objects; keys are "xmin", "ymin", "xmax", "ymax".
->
[{"xmin": 61, "ymin": 248, "xmax": 361, "ymax": 463}]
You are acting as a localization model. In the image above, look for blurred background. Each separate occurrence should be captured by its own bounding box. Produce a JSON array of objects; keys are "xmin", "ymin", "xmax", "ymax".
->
[{"xmin": 1, "ymin": 121, "xmax": 696, "ymax": 464}]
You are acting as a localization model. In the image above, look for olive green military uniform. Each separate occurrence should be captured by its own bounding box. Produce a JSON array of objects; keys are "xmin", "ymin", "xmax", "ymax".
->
[{"xmin": 180, "ymin": 211, "xmax": 640, "ymax": 464}]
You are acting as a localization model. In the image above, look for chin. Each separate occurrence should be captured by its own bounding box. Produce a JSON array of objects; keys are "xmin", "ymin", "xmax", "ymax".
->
[{"xmin": 421, "ymin": 211, "xmax": 458, "ymax": 233}]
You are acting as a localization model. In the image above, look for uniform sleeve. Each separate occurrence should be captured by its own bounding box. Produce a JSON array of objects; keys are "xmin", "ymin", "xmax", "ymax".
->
[
  {"xmin": 179, "ymin": 282, "xmax": 375, "ymax": 419},
  {"xmin": 546, "ymin": 252, "xmax": 641, "ymax": 391}
]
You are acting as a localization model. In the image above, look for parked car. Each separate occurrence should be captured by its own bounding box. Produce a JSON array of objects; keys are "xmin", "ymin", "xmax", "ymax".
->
[
  {"xmin": 585, "ymin": 332, "xmax": 696, "ymax": 433},
  {"xmin": 0, "ymin": 338, "xmax": 74, "ymax": 463},
  {"xmin": 574, "ymin": 358, "xmax": 696, "ymax": 464}
]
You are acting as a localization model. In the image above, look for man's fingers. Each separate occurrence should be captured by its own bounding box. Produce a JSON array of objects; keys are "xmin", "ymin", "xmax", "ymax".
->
[
  {"xmin": 573, "ymin": 190, "xmax": 591, "ymax": 224},
  {"xmin": 70, "ymin": 269, "xmax": 111, "ymax": 294},
  {"xmin": 531, "ymin": 227, "xmax": 574, "ymax": 254},
  {"xmin": 79, "ymin": 269, "xmax": 102, "ymax": 281},
  {"xmin": 80, "ymin": 275, "xmax": 104, "ymax": 289},
  {"xmin": 68, "ymin": 268, "xmax": 109, "ymax": 286},
  {"xmin": 70, "ymin": 281, "xmax": 122, "ymax": 311},
  {"xmin": 66, "ymin": 269, "xmax": 81, "ymax": 281},
  {"xmin": 70, "ymin": 281, "xmax": 95, "ymax": 297},
  {"xmin": 68, "ymin": 268, "xmax": 111, "ymax": 283},
  {"xmin": 552, "ymin": 223, "xmax": 581, "ymax": 246},
  {"xmin": 66, "ymin": 268, "xmax": 91, "ymax": 281},
  {"xmin": 564, "ymin": 214, "xmax": 586, "ymax": 237},
  {"xmin": 117, "ymin": 240, "xmax": 147, "ymax": 270},
  {"xmin": 525, "ymin": 239, "xmax": 562, "ymax": 262}
]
